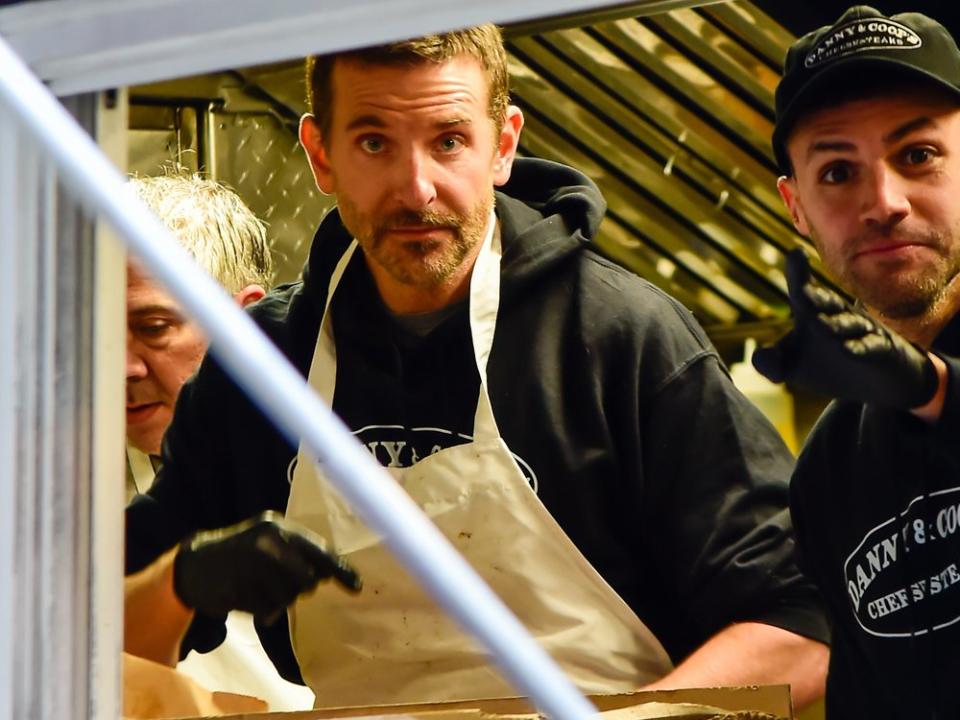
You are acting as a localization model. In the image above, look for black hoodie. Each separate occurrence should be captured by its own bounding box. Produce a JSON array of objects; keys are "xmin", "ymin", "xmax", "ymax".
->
[{"xmin": 127, "ymin": 158, "xmax": 828, "ymax": 683}]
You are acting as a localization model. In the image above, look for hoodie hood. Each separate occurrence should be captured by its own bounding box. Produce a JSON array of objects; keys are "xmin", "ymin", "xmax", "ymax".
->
[
  {"xmin": 302, "ymin": 156, "xmax": 606, "ymax": 313},
  {"xmin": 496, "ymin": 157, "xmax": 605, "ymax": 296}
]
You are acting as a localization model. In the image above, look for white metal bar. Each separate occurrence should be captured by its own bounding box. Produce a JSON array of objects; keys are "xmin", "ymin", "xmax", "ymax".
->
[
  {"xmin": 0, "ymin": 0, "xmax": 721, "ymax": 96},
  {"xmin": 14, "ymin": 120, "xmax": 43, "ymax": 720},
  {"xmin": 0, "ymin": 112, "xmax": 18, "ymax": 720},
  {"xmin": 0, "ymin": 34, "xmax": 598, "ymax": 720},
  {"xmin": 0, "ymin": 94, "xmax": 107, "ymax": 720},
  {"xmin": 0, "ymin": 103, "xmax": 17, "ymax": 720},
  {"xmin": 87, "ymin": 89, "xmax": 128, "ymax": 720}
]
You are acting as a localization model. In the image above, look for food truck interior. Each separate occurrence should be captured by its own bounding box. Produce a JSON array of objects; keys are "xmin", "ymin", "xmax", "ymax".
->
[{"xmin": 2, "ymin": 1, "xmax": 959, "ymax": 719}]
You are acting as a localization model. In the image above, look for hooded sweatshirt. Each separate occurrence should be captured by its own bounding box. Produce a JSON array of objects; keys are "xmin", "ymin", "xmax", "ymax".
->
[{"xmin": 127, "ymin": 157, "xmax": 828, "ymax": 683}]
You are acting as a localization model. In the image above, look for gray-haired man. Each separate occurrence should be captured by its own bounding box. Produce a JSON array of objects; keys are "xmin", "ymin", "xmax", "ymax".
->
[
  {"xmin": 125, "ymin": 173, "xmax": 272, "ymax": 498},
  {"xmin": 124, "ymin": 174, "xmax": 320, "ymax": 710}
]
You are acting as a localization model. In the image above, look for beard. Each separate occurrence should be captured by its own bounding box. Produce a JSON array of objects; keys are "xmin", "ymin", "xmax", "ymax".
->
[
  {"xmin": 337, "ymin": 191, "xmax": 493, "ymax": 289},
  {"xmin": 812, "ymin": 224, "xmax": 960, "ymax": 320}
]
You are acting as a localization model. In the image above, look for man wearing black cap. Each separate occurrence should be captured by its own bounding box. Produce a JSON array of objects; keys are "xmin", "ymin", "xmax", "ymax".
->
[{"xmin": 755, "ymin": 5, "xmax": 960, "ymax": 717}]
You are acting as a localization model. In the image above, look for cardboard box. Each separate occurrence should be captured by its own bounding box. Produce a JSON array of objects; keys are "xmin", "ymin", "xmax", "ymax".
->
[
  {"xmin": 172, "ymin": 686, "xmax": 792, "ymax": 720},
  {"xmin": 123, "ymin": 653, "xmax": 791, "ymax": 720}
]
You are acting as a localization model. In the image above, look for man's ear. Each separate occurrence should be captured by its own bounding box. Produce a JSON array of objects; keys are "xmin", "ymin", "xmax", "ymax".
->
[
  {"xmin": 493, "ymin": 105, "xmax": 524, "ymax": 187},
  {"xmin": 299, "ymin": 114, "xmax": 335, "ymax": 195},
  {"xmin": 233, "ymin": 284, "xmax": 266, "ymax": 308},
  {"xmin": 777, "ymin": 176, "xmax": 811, "ymax": 236}
]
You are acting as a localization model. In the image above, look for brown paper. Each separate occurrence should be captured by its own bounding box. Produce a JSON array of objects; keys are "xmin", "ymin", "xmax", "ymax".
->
[
  {"xmin": 123, "ymin": 652, "xmax": 268, "ymax": 719},
  {"xmin": 283, "ymin": 687, "xmax": 791, "ymax": 720},
  {"xmin": 166, "ymin": 685, "xmax": 791, "ymax": 720},
  {"xmin": 601, "ymin": 703, "xmax": 781, "ymax": 719}
]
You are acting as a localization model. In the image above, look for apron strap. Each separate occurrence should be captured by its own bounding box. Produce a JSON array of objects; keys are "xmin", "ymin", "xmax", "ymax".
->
[
  {"xmin": 312, "ymin": 239, "xmax": 359, "ymax": 407},
  {"xmin": 468, "ymin": 211, "xmax": 503, "ymax": 443}
]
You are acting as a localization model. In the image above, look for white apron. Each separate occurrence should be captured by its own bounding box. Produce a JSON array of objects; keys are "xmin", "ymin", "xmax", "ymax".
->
[{"xmin": 287, "ymin": 214, "xmax": 673, "ymax": 707}]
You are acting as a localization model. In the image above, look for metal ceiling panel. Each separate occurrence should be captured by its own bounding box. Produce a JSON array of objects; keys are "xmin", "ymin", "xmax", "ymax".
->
[
  {"xmin": 705, "ymin": 1, "xmax": 794, "ymax": 67},
  {"xmin": 504, "ymin": 12, "xmax": 807, "ymax": 334},
  {"xmin": 502, "ymin": 3, "xmax": 840, "ymax": 344},
  {"xmin": 510, "ymin": 56, "xmax": 779, "ymax": 320}
]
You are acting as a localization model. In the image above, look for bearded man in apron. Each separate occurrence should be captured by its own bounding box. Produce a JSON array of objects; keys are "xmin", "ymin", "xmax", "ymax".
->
[{"xmin": 125, "ymin": 24, "xmax": 830, "ymax": 711}]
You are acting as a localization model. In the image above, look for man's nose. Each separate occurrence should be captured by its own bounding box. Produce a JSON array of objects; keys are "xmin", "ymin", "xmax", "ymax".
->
[
  {"xmin": 126, "ymin": 337, "xmax": 148, "ymax": 381},
  {"xmin": 392, "ymin": 148, "xmax": 437, "ymax": 210},
  {"xmin": 859, "ymin": 164, "xmax": 910, "ymax": 228}
]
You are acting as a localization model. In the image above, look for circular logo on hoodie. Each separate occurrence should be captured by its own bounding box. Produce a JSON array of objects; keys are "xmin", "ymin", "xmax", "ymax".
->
[{"xmin": 287, "ymin": 424, "xmax": 539, "ymax": 492}]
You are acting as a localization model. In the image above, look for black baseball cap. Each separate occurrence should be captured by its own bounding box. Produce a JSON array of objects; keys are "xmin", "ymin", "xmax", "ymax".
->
[{"xmin": 772, "ymin": 5, "xmax": 960, "ymax": 174}]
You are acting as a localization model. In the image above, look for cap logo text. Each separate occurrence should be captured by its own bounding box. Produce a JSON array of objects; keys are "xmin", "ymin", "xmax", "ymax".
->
[{"xmin": 805, "ymin": 18, "xmax": 922, "ymax": 69}]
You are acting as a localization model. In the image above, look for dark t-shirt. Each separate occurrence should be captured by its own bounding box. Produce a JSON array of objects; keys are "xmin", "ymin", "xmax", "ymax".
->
[{"xmin": 791, "ymin": 312, "xmax": 960, "ymax": 719}]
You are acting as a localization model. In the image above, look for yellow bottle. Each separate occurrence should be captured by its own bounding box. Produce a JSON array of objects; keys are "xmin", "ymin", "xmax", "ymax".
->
[{"xmin": 729, "ymin": 338, "xmax": 798, "ymax": 454}]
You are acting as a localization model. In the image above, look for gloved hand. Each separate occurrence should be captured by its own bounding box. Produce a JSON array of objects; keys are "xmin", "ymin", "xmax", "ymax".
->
[
  {"xmin": 752, "ymin": 249, "xmax": 938, "ymax": 409},
  {"xmin": 173, "ymin": 511, "xmax": 361, "ymax": 620}
]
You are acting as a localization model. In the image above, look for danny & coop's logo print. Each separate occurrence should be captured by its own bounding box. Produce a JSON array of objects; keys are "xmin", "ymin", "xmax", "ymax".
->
[
  {"xmin": 805, "ymin": 18, "xmax": 922, "ymax": 68},
  {"xmin": 845, "ymin": 486, "xmax": 960, "ymax": 637},
  {"xmin": 288, "ymin": 424, "xmax": 538, "ymax": 491}
]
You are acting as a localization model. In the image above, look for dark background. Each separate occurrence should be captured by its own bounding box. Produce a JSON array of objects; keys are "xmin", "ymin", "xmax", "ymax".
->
[{"xmin": 756, "ymin": 1, "xmax": 959, "ymax": 38}]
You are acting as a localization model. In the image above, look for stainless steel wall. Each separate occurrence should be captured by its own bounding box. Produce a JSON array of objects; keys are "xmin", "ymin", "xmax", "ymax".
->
[{"xmin": 128, "ymin": 78, "xmax": 335, "ymax": 285}]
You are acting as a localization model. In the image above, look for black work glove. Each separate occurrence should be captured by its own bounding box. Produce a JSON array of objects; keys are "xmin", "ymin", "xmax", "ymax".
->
[
  {"xmin": 752, "ymin": 250, "xmax": 938, "ymax": 409},
  {"xmin": 173, "ymin": 511, "xmax": 361, "ymax": 620}
]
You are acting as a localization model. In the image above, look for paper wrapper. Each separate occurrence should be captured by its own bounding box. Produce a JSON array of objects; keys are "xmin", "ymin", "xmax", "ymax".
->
[
  {"xmin": 123, "ymin": 652, "xmax": 268, "ymax": 718},
  {"xmin": 600, "ymin": 703, "xmax": 782, "ymax": 719}
]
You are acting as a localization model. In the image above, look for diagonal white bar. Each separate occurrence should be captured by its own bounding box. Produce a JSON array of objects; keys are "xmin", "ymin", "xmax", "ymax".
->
[{"xmin": 0, "ymin": 34, "xmax": 598, "ymax": 720}]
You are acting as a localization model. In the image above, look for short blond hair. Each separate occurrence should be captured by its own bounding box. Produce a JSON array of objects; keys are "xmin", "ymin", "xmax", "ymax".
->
[
  {"xmin": 129, "ymin": 173, "xmax": 273, "ymax": 292},
  {"xmin": 306, "ymin": 24, "xmax": 509, "ymax": 141}
]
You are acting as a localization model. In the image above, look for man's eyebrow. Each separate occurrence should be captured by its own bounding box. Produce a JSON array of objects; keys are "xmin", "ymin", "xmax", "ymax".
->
[
  {"xmin": 803, "ymin": 117, "xmax": 940, "ymax": 163},
  {"xmin": 128, "ymin": 304, "xmax": 181, "ymax": 318},
  {"xmin": 884, "ymin": 116, "xmax": 935, "ymax": 144},
  {"xmin": 437, "ymin": 116, "xmax": 472, "ymax": 128},
  {"xmin": 344, "ymin": 114, "xmax": 387, "ymax": 132},
  {"xmin": 343, "ymin": 115, "xmax": 474, "ymax": 133},
  {"xmin": 806, "ymin": 140, "xmax": 857, "ymax": 162}
]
